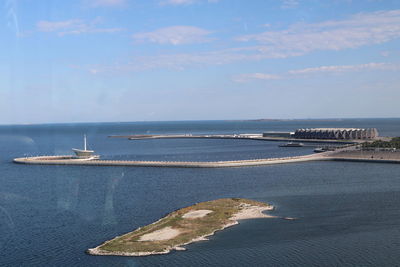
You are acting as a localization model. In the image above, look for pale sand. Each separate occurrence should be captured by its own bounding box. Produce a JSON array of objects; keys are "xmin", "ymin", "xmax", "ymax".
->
[
  {"xmin": 139, "ymin": 227, "xmax": 181, "ymax": 242},
  {"xmin": 231, "ymin": 203, "xmax": 275, "ymax": 220},
  {"xmin": 182, "ymin": 209, "xmax": 213, "ymax": 219}
]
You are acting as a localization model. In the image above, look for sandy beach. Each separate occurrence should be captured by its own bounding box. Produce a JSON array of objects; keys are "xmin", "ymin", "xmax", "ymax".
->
[
  {"xmin": 139, "ymin": 227, "xmax": 181, "ymax": 242},
  {"xmin": 182, "ymin": 209, "xmax": 213, "ymax": 219}
]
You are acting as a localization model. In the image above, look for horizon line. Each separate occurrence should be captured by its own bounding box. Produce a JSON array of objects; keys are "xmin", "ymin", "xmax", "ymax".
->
[{"xmin": 1, "ymin": 117, "xmax": 400, "ymax": 127}]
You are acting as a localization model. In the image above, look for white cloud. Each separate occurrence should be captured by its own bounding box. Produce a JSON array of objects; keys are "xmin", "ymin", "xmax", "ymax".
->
[
  {"xmin": 281, "ymin": 0, "xmax": 299, "ymax": 9},
  {"xmin": 36, "ymin": 18, "xmax": 123, "ymax": 36},
  {"xmin": 81, "ymin": 46, "xmax": 299, "ymax": 74},
  {"xmin": 132, "ymin": 10, "xmax": 400, "ymax": 69},
  {"xmin": 288, "ymin": 62, "xmax": 400, "ymax": 75},
  {"xmin": 237, "ymin": 10, "xmax": 400, "ymax": 56},
  {"xmin": 37, "ymin": 20, "xmax": 80, "ymax": 32},
  {"xmin": 161, "ymin": 0, "xmax": 196, "ymax": 5},
  {"xmin": 233, "ymin": 63, "xmax": 400, "ymax": 82},
  {"xmin": 160, "ymin": 0, "xmax": 219, "ymax": 6},
  {"xmin": 83, "ymin": 0, "xmax": 127, "ymax": 7},
  {"xmin": 133, "ymin": 26, "xmax": 213, "ymax": 45},
  {"xmin": 233, "ymin": 73, "xmax": 282, "ymax": 82},
  {"xmin": 82, "ymin": 10, "xmax": 400, "ymax": 73}
]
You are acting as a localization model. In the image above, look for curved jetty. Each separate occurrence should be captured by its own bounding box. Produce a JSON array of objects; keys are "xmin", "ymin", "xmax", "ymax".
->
[
  {"xmin": 13, "ymin": 153, "xmax": 326, "ymax": 168},
  {"xmin": 87, "ymin": 198, "xmax": 274, "ymax": 257},
  {"xmin": 15, "ymin": 145, "xmax": 400, "ymax": 167}
]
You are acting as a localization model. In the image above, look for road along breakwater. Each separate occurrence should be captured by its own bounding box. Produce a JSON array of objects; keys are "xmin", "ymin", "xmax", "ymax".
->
[
  {"xmin": 109, "ymin": 134, "xmax": 358, "ymax": 144},
  {"xmin": 328, "ymin": 149, "xmax": 400, "ymax": 164},
  {"xmin": 14, "ymin": 153, "xmax": 329, "ymax": 168},
  {"xmin": 13, "ymin": 149, "xmax": 400, "ymax": 168}
]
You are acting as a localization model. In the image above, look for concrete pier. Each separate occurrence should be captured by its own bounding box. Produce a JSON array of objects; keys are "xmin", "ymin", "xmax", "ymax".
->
[
  {"xmin": 13, "ymin": 153, "xmax": 328, "ymax": 168},
  {"xmin": 13, "ymin": 147, "xmax": 400, "ymax": 168},
  {"xmin": 13, "ymin": 149, "xmax": 400, "ymax": 168},
  {"xmin": 109, "ymin": 134, "xmax": 357, "ymax": 144},
  {"xmin": 328, "ymin": 149, "xmax": 400, "ymax": 164}
]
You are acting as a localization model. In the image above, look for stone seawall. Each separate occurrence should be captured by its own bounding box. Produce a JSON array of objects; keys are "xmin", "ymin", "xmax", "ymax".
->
[
  {"xmin": 328, "ymin": 150, "xmax": 400, "ymax": 164},
  {"xmin": 110, "ymin": 134, "xmax": 357, "ymax": 144},
  {"xmin": 14, "ymin": 150, "xmax": 400, "ymax": 168},
  {"xmin": 13, "ymin": 154, "xmax": 327, "ymax": 168},
  {"xmin": 330, "ymin": 158, "xmax": 400, "ymax": 164}
]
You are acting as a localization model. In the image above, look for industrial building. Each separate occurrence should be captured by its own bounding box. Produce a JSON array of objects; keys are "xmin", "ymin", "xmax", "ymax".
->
[{"xmin": 293, "ymin": 128, "xmax": 378, "ymax": 140}]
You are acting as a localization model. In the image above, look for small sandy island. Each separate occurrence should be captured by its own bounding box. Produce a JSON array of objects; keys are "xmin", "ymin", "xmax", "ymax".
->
[{"xmin": 87, "ymin": 198, "xmax": 275, "ymax": 257}]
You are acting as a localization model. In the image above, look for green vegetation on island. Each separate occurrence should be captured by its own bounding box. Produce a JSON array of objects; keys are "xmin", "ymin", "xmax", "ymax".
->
[
  {"xmin": 87, "ymin": 198, "xmax": 273, "ymax": 257},
  {"xmin": 362, "ymin": 137, "xmax": 400, "ymax": 149}
]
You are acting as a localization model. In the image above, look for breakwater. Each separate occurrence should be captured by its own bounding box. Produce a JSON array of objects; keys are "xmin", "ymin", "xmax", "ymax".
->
[
  {"xmin": 329, "ymin": 149, "xmax": 400, "ymax": 164},
  {"xmin": 13, "ymin": 153, "xmax": 328, "ymax": 168},
  {"xmin": 109, "ymin": 134, "xmax": 357, "ymax": 144},
  {"xmin": 13, "ymin": 149, "xmax": 400, "ymax": 168}
]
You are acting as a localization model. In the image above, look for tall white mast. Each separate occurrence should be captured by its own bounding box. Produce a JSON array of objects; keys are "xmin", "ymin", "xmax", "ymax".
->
[{"xmin": 84, "ymin": 134, "xmax": 87, "ymax": 151}]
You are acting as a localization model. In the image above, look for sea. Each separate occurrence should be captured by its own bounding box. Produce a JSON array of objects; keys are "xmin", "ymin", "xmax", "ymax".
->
[{"xmin": 0, "ymin": 118, "xmax": 400, "ymax": 266}]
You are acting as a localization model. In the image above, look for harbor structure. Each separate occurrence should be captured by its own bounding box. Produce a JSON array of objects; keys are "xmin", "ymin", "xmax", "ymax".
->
[
  {"xmin": 262, "ymin": 131, "xmax": 294, "ymax": 138},
  {"xmin": 13, "ymin": 153, "xmax": 327, "ymax": 167},
  {"xmin": 293, "ymin": 128, "xmax": 378, "ymax": 140},
  {"xmin": 72, "ymin": 135, "xmax": 100, "ymax": 159}
]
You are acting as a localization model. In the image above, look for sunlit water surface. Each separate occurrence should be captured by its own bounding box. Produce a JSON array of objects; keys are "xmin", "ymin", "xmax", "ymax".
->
[{"xmin": 0, "ymin": 119, "xmax": 400, "ymax": 266}]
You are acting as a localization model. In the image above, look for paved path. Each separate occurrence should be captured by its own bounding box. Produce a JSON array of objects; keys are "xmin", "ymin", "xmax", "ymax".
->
[
  {"xmin": 14, "ymin": 148, "xmax": 400, "ymax": 168},
  {"xmin": 110, "ymin": 134, "xmax": 357, "ymax": 144},
  {"xmin": 13, "ymin": 153, "xmax": 328, "ymax": 168}
]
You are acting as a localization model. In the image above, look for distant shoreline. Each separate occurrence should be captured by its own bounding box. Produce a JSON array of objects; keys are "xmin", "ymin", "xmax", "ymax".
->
[{"xmin": 1, "ymin": 117, "xmax": 399, "ymax": 127}]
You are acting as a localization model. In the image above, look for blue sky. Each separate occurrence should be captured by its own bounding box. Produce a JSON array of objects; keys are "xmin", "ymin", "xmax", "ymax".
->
[{"xmin": 2, "ymin": 0, "xmax": 400, "ymax": 124}]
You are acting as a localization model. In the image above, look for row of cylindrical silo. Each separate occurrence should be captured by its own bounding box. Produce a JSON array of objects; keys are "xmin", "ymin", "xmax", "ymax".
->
[{"xmin": 293, "ymin": 128, "xmax": 378, "ymax": 139}]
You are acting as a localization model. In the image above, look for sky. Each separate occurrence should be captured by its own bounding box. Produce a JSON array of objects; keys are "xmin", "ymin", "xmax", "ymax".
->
[{"xmin": 1, "ymin": 0, "xmax": 400, "ymax": 124}]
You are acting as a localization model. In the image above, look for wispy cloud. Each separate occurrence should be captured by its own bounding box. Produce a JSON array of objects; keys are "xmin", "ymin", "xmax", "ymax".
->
[
  {"xmin": 82, "ymin": 10, "xmax": 400, "ymax": 73},
  {"xmin": 133, "ymin": 26, "xmax": 213, "ymax": 45},
  {"xmin": 237, "ymin": 10, "xmax": 400, "ymax": 56},
  {"xmin": 82, "ymin": 48, "xmax": 293, "ymax": 74},
  {"xmin": 160, "ymin": 0, "xmax": 219, "ymax": 6},
  {"xmin": 83, "ymin": 0, "xmax": 127, "ymax": 8},
  {"xmin": 281, "ymin": 0, "xmax": 299, "ymax": 9},
  {"xmin": 36, "ymin": 18, "xmax": 123, "ymax": 36},
  {"xmin": 288, "ymin": 62, "xmax": 399, "ymax": 75},
  {"xmin": 380, "ymin": 49, "xmax": 400, "ymax": 57},
  {"xmin": 83, "ymin": 51, "xmax": 399, "ymax": 75},
  {"xmin": 83, "ymin": 45, "xmax": 305, "ymax": 74},
  {"xmin": 233, "ymin": 73, "xmax": 282, "ymax": 83},
  {"xmin": 233, "ymin": 63, "xmax": 400, "ymax": 82}
]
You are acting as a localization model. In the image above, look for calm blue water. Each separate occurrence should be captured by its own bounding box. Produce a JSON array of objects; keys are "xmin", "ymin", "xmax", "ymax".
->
[{"xmin": 1, "ymin": 119, "xmax": 400, "ymax": 266}]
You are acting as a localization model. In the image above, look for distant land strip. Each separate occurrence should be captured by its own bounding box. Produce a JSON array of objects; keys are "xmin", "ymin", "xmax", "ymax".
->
[{"xmin": 108, "ymin": 134, "xmax": 357, "ymax": 144}]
